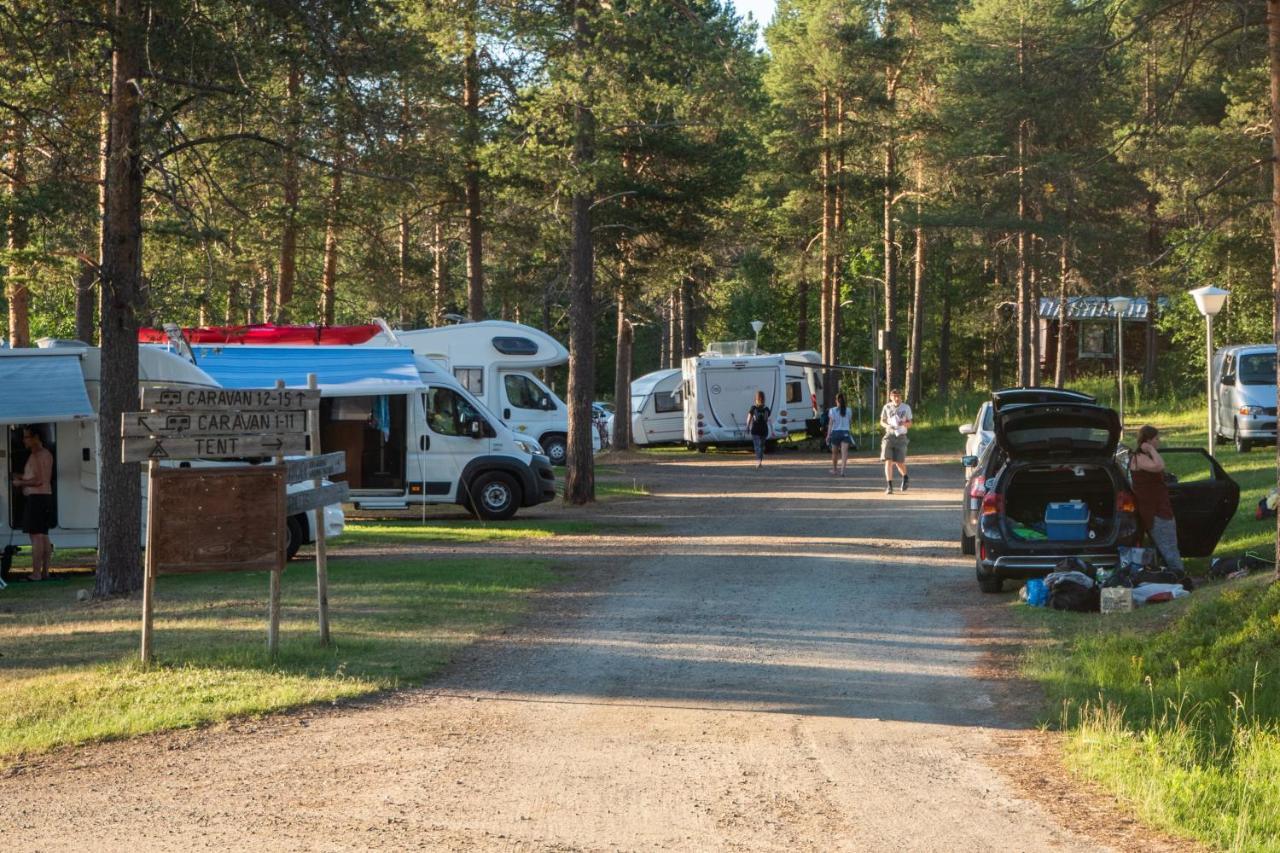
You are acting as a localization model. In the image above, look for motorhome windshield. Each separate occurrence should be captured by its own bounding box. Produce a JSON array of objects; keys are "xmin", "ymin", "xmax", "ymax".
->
[{"xmin": 1238, "ymin": 352, "xmax": 1277, "ymax": 385}]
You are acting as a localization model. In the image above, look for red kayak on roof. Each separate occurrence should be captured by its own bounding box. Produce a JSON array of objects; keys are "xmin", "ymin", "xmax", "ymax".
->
[{"xmin": 138, "ymin": 323, "xmax": 383, "ymax": 346}]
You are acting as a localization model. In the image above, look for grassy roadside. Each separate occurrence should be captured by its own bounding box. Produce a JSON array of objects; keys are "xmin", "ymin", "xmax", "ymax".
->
[
  {"xmin": 336, "ymin": 518, "xmax": 601, "ymax": 546},
  {"xmin": 0, "ymin": 555, "xmax": 556, "ymax": 762}
]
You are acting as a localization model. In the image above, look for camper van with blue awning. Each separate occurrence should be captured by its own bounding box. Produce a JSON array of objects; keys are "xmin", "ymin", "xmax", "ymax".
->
[
  {"xmin": 185, "ymin": 345, "xmax": 555, "ymax": 520},
  {"xmin": 0, "ymin": 341, "xmax": 343, "ymax": 561}
]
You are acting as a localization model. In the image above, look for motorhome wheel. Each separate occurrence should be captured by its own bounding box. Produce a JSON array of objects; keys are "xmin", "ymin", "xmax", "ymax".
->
[
  {"xmin": 542, "ymin": 435, "xmax": 567, "ymax": 465},
  {"xmin": 471, "ymin": 471, "xmax": 519, "ymax": 520}
]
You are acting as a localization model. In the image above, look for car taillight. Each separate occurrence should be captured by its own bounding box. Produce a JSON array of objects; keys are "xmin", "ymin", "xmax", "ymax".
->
[
  {"xmin": 1116, "ymin": 490, "xmax": 1136, "ymax": 514},
  {"xmin": 982, "ymin": 491, "xmax": 1004, "ymax": 516},
  {"xmin": 968, "ymin": 475, "xmax": 986, "ymax": 499}
]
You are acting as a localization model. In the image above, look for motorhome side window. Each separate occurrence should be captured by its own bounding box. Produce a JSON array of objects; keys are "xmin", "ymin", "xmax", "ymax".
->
[
  {"xmin": 426, "ymin": 387, "xmax": 481, "ymax": 436},
  {"xmin": 454, "ymin": 367, "xmax": 483, "ymax": 395},
  {"xmin": 505, "ymin": 374, "xmax": 551, "ymax": 410},
  {"xmin": 654, "ymin": 389, "xmax": 681, "ymax": 414},
  {"xmin": 786, "ymin": 381, "xmax": 803, "ymax": 404}
]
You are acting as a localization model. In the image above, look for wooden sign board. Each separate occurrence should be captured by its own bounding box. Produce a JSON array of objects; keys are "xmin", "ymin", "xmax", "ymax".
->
[
  {"xmin": 149, "ymin": 465, "xmax": 285, "ymax": 575},
  {"xmin": 141, "ymin": 387, "xmax": 320, "ymax": 412},
  {"xmin": 287, "ymin": 482, "xmax": 350, "ymax": 515},
  {"xmin": 123, "ymin": 434, "xmax": 308, "ymax": 462},
  {"xmin": 285, "ymin": 451, "xmax": 346, "ymax": 484},
  {"xmin": 123, "ymin": 410, "xmax": 308, "ymax": 439}
]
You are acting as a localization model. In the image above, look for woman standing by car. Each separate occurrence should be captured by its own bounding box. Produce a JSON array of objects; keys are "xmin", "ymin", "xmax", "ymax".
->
[
  {"xmin": 1129, "ymin": 424, "xmax": 1184, "ymax": 570},
  {"xmin": 826, "ymin": 392, "xmax": 853, "ymax": 476}
]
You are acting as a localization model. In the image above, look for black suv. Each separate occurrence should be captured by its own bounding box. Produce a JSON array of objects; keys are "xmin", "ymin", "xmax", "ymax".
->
[{"xmin": 963, "ymin": 397, "xmax": 1239, "ymax": 593}]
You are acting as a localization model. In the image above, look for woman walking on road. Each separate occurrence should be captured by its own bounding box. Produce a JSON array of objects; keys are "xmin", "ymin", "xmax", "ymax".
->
[
  {"xmin": 746, "ymin": 391, "xmax": 771, "ymax": 469},
  {"xmin": 827, "ymin": 392, "xmax": 853, "ymax": 476},
  {"xmin": 1129, "ymin": 424, "xmax": 1184, "ymax": 570}
]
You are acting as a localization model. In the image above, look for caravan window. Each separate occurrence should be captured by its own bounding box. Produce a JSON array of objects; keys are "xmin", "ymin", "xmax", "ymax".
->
[
  {"xmin": 654, "ymin": 388, "xmax": 682, "ymax": 414},
  {"xmin": 426, "ymin": 387, "xmax": 482, "ymax": 437},
  {"xmin": 454, "ymin": 367, "xmax": 484, "ymax": 395},
  {"xmin": 786, "ymin": 381, "xmax": 803, "ymax": 404},
  {"xmin": 505, "ymin": 374, "xmax": 550, "ymax": 410}
]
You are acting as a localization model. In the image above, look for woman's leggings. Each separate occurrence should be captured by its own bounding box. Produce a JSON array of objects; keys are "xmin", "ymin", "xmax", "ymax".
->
[
  {"xmin": 1149, "ymin": 516, "xmax": 1184, "ymax": 571},
  {"xmin": 752, "ymin": 435, "xmax": 765, "ymax": 461}
]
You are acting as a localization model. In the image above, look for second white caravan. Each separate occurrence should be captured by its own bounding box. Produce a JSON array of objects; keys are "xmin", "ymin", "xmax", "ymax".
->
[
  {"xmin": 682, "ymin": 350, "xmax": 798, "ymax": 450},
  {"xmin": 621, "ymin": 368, "xmax": 684, "ymax": 446}
]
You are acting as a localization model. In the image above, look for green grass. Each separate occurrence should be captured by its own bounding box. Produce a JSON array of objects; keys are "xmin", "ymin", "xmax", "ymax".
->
[
  {"xmin": 0, "ymin": 555, "xmax": 556, "ymax": 761},
  {"xmin": 335, "ymin": 518, "xmax": 601, "ymax": 546}
]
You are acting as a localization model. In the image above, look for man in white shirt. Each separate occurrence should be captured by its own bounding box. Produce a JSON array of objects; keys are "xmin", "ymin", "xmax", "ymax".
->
[{"xmin": 879, "ymin": 389, "xmax": 913, "ymax": 494}]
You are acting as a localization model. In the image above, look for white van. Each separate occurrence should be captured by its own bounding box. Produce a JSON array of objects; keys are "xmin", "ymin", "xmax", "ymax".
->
[
  {"xmin": 1213, "ymin": 344, "xmax": 1277, "ymax": 452},
  {"xmin": 682, "ymin": 349, "xmax": 794, "ymax": 450},
  {"xmin": 367, "ymin": 321, "xmax": 588, "ymax": 466},
  {"xmin": 621, "ymin": 368, "xmax": 684, "ymax": 446},
  {"xmin": 188, "ymin": 345, "xmax": 556, "ymax": 520},
  {"xmin": 0, "ymin": 342, "xmax": 343, "ymax": 558}
]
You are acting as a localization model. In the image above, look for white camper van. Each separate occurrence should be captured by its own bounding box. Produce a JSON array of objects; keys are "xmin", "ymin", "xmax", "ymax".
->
[
  {"xmin": 682, "ymin": 347, "xmax": 796, "ymax": 451},
  {"xmin": 621, "ymin": 368, "xmax": 684, "ymax": 447},
  {"xmin": 1, "ymin": 342, "xmax": 343, "ymax": 559},
  {"xmin": 188, "ymin": 345, "xmax": 556, "ymax": 520},
  {"xmin": 1212, "ymin": 344, "xmax": 1277, "ymax": 452},
  {"xmin": 367, "ymin": 321, "xmax": 585, "ymax": 465}
]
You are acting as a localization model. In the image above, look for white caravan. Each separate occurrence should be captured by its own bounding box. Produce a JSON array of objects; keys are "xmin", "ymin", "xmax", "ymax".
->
[
  {"xmin": 366, "ymin": 321, "xmax": 589, "ymax": 466},
  {"xmin": 187, "ymin": 345, "xmax": 556, "ymax": 520},
  {"xmin": 0, "ymin": 341, "xmax": 342, "ymax": 558},
  {"xmin": 782, "ymin": 350, "xmax": 822, "ymax": 421},
  {"xmin": 620, "ymin": 368, "xmax": 684, "ymax": 447},
  {"xmin": 682, "ymin": 347, "xmax": 798, "ymax": 450}
]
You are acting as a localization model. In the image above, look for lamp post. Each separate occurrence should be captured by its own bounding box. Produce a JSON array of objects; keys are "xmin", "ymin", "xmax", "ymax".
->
[
  {"xmin": 1108, "ymin": 296, "xmax": 1132, "ymax": 430},
  {"xmin": 1189, "ymin": 286, "xmax": 1230, "ymax": 456},
  {"xmin": 750, "ymin": 319, "xmax": 764, "ymax": 354}
]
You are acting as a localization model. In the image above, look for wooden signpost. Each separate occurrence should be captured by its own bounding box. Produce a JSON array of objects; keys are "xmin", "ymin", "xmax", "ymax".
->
[{"xmin": 127, "ymin": 382, "xmax": 337, "ymax": 664}]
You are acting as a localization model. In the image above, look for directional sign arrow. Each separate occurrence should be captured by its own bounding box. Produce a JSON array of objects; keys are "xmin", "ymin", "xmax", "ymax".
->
[
  {"xmin": 122, "ymin": 410, "xmax": 308, "ymax": 439},
  {"xmin": 122, "ymin": 433, "xmax": 308, "ymax": 463}
]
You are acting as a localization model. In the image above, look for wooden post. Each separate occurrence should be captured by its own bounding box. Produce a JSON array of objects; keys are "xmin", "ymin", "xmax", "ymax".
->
[
  {"xmin": 307, "ymin": 373, "xmax": 331, "ymax": 645},
  {"xmin": 140, "ymin": 457, "xmax": 158, "ymax": 665},
  {"xmin": 267, "ymin": 379, "xmax": 285, "ymax": 658}
]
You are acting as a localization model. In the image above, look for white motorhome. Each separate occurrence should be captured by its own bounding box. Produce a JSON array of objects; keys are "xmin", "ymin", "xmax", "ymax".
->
[
  {"xmin": 620, "ymin": 368, "xmax": 684, "ymax": 447},
  {"xmin": 187, "ymin": 345, "xmax": 556, "ymax": 520},
  {"xmin": 682, "ymin": 346, "xmax": 798, "ymax": 450},
  {"xmin": 0, "ymin": 342, "xmax": 342, "ymax": 558},
  {"xmin": 366, "ymin": 321, "xmax": 586, "ymax": 465}
]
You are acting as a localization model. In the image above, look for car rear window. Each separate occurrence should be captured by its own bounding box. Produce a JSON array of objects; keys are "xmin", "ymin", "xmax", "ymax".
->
[{"xmin": 1005, "ymin": 426, "xmax": 1112, "ymax": 452}]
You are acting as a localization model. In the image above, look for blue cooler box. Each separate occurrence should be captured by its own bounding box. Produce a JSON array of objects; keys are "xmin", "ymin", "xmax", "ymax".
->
[{"xmin": 1045, "ymin": 500, "xmax": 1090, "ymax": 540}]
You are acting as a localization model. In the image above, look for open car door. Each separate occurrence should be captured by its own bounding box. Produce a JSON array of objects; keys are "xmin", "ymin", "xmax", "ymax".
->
[{"xmin": 1156, "ymin": 448, "xmax": 1240, "ymax": 557}]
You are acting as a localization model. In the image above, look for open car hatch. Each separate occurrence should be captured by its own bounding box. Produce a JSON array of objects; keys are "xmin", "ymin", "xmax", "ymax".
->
[{"xmin": 995, "ymin": 403, "xmax": 1121, "ymax": 461}]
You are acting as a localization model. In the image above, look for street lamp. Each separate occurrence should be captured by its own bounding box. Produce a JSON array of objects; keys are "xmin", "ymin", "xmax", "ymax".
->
[
  {"xmin": 750, "ymin": 319, "xmax": 764, "ymax": 354},
  {"xmin": 1108, "ymin": 295, "xmax": 1132, "ymax": 430},
  {"xmin": 1189, "ymin": 285, "xmax": 1230, "ymax": 456}
]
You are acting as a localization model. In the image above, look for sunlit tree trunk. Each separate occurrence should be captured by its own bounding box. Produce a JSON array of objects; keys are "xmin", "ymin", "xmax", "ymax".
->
[
  {"xmin": 613, "ymin": 289, "xmax": 632, "ymax": 450},
  {"xmin": 1267, "ymin": 0, "xmax": 1280, "ymax": 582},
  {"xmin": 5, "ymin": 137, "xmax": 30, "ymax": 348},
  {"xmin": 464, "ymin": 1, "xmax": 484, "ymax": 321},
  {"xmin": 276, "ymin": 61, "xmax": 301, "ymax": 323},
  {"xmin": 320, "ymin": 140, "xmax": 344, "ymax": 326}
]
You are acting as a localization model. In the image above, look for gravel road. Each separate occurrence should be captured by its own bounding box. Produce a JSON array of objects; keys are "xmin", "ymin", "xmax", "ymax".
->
[{"xmin": 2, "ymin": 453, "xmax": 1133, "ymax": 851}]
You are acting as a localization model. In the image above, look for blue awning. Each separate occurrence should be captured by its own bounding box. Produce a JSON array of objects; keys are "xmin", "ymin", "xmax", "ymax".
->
[
  {"xmin": 0, "ymin": 352, "xmax": 94, "ymax": 424},
  {"xmin": 186, "ymin": 345, "xmax": 425, "ymax": 396}
]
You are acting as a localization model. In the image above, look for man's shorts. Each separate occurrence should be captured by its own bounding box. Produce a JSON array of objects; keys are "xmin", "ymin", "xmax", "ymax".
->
[{"xmin": 881, "ymin": 434, "xmax": 909, "ymax": 463}]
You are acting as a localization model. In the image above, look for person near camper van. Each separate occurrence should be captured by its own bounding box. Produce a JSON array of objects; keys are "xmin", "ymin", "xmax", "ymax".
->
[
  {"xmin": 13, "ymin": 425, "xmax": 54, "ymax": 580},
  {"xmin": 746, "ymin": 391, "xmax": 772, "ymax": 468},
  {"xmin": 880, "ymin": 389, "xmax": 912, "ymax": 494},
  {"xmin": 1128, "ymin": 424, "xmax": 1185, "ymax": 571},
  {"xmin": 827, "ymin": 392, "xmax": 854, "ymax": 476}
]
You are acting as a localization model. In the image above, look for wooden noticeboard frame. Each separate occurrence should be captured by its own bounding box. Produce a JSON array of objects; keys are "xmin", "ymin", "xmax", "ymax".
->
[{"xmin": 149, "ymin": 466, "xmax": 286, "ymax": 575}]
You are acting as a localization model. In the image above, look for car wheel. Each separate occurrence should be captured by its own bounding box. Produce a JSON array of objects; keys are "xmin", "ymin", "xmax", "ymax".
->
[
  {"xmin": 542, "ymin": 435, "xmax": 567, "ymax": 465},
  {"xmin": 286, "ymin": 515, "xmax": 305, "ymax": 561},
  {"xmin": 1235, "ymin": 423, "xmax": 1251, "ymax": 453},
  {"xmin": 469, "ymin": 471, "xmax": 520, "ymax": 520},
  {"xmin": 976, "ymin": 561, "xmax": 1003, "ymax": 593},
  {"xmin": 961, "ymin": 530, "xmax": 976, "ymax": 556},
  {"xmin": 697, "ymin": 444, "xmax": 708, "ymax": 454}
]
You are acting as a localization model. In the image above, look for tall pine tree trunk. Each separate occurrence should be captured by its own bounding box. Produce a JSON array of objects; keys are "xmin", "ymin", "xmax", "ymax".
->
[
  {"xmin": 464, "ymin": 2, "xmax": 484, "ymax": 321},
  {"xmin": 276, "ymin": 61, "xmax": 301, "ymax": 323},
  {"xmin": 819, "ymin": 88, "xmax": 833, "ymax": 383},
  {"xmin": 77, "ymin": 100, "xmax": 110, "ymax": 344},
  {"xmin": 680, "ymin": 276, "xmax": 696, "ymax": 357},
  {"xmin": 1268, "ymin": 0, "xmax": 1280, "ymax": 582},
  {"xmin": 433, "ymin": 214, "xmax": 448, "ymax": 323},
  {"xmin": 906, "ymin": 196, "xmax": 925, "ymax": 408},
  {"xmin": 564, "ymin": 0, "xmax": 596, "ymax": 505},
  {"xmin": 613, "ymin": 288, "xmax": 632, "ymax": 450},
  {"xmin": 668, "ymin": 289, "xmax": 680, "ymax": 366},
  {"xmin": 796, "ymin": 275, "xmax": 809, "ymax": 351},
  {"xmin": 398, "ymin": 211, "xmax": 411, "ymax": 324},
  {"xmin": 1030, "ymin": 235, "xmax": 1041, "ymax": 386},
  {"xmin": 320, "ymin": 139, "xmax": 344, "ymax": 325},
  {"xmin": 883, "ymin": 137, "xmax": 899, "ymax": 390},
  {"xmin": 1056, "ymin": 236, "xmax": 1070, "ymax": 387},
  {"xmin": 96, "ymin": 0, "xmax": 145, "ymax": 596},
  {"xmin": 937, "ymin": 268, "xmax": 951, "ymax": 401},
  {"xmin": 1015, "ymin": 22, "xmax": 1031, "ymax": 387},
  {"xmin": 828, "ymin": 94, "xmax": 844, "ymax": 405},
  {"xmin": 5, "ymin": 138, "xmax": 30, "ymax": 348}
]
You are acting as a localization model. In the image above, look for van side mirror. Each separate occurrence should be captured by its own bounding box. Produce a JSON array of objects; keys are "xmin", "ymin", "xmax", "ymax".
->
[
  {"xmin": 540, "ymin": 396, "xmax": 553, "ymax": 411},
  {"xmin": 1222, "ymin": 373, "xmax": 1235, "ymax": 385},
  {"xmin": 959, "ymin": 424, "xmax": 975, "ymax": 435},
  {"xmin": 962, "ymin": 455, "xmax": 978, "ymax": 468},
  {"xmin": 468, "ymin": 419, "xmax": 483, "ymax": 438}
]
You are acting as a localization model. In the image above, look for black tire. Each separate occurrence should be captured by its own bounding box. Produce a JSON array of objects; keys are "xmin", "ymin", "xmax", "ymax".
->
[
  {"xmin": 469, "ymin": 471, "xmax": 520, "ymax": 520},
  {"xmin": 541, "ymin": 434, "xmax": 567, "ymax": 466},
  {"xmin": 961, "ymin": 530, "xmax": 976, "ymax": 556},
  {"xmin": 976, "ymin": 562, "xmax": 1003, "ymax": 593},
  {"xmin": 286, "ymin": 515, "xmax": 305, "ymax": 561},
  {"xmin": 1235, "ymin": 422, "xmax": 1251, "ymax": 453},
  {"xmin": 696, "ymin": 443, "xmax": 708, "ymax": 454}
]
